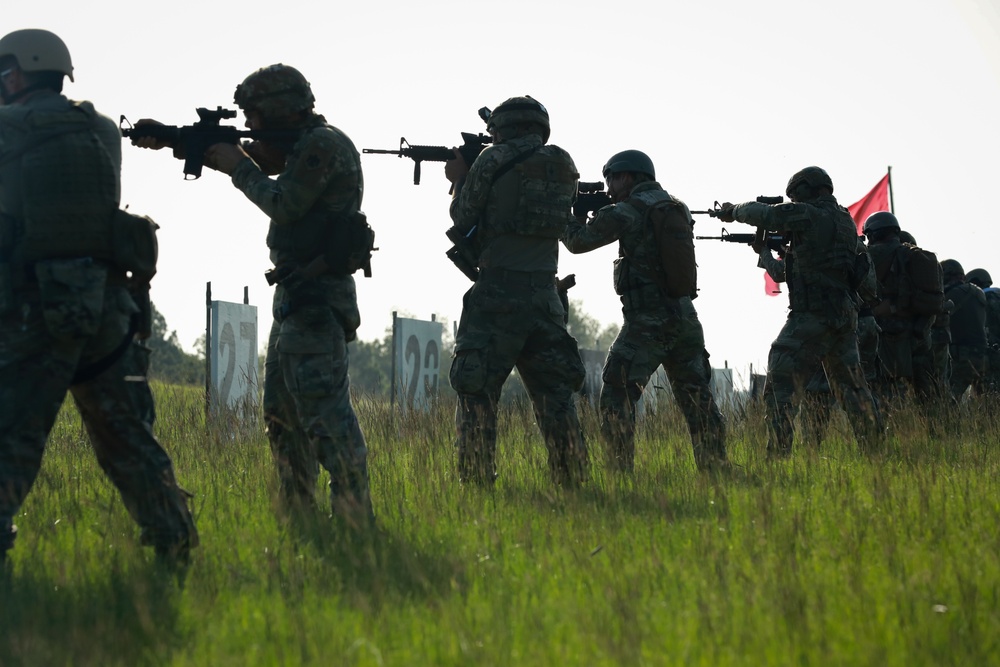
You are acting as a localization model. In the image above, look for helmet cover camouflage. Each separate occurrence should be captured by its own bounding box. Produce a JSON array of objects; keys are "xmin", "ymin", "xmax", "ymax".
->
[
  {"xmin": 602, "ymin": 150, "xmax": 655, "ymax": 180},
  {"xmin": 0, "ymin": 29, "xmax": 73, "ymax": 81},
  {"xmin": 487, "ymin": 96, "xmax": 550, "ymax": 140},
  {"xmin": 785, "ymin": 166, "xmax": 834, "ymax": 198},
  {"xmin": 234, "ymin": 64, "xmax": 314, "ymax": 117}
]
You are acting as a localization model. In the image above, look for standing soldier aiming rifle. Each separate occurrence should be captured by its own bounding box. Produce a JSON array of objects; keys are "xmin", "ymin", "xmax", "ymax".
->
[
  {"xmin": 0, "ymin": 29, "xmax": 198, "ymax": 569},
  {"xmin": 131, "ymin": 64, "xmax": 375, "ymax": 525},
  {"xmin": 716, "ymin": 167, "xmax": 883, "ymax": 457},
  {"xmin": 562, "ymin": 150, "xmax": 728, "ymax": 473},
  {"xmin": 444, "ymin": 96, "xmax": 588, "ymax": 487}
]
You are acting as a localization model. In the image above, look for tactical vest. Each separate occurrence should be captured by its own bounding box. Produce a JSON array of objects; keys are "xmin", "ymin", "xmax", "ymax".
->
[
  {"xmin": 785, "ymin": 198, "xmax": 857, "ymax": 313},
  {"xmin": 616, "ymin": 188, "xmax": 697, "ymax": 300},
  {"xmin": 485, "ymin": 144, "xmax": 577, "ymax": 242},
  {"xmin": 1, "ymin": 101, "xmax": 118, "ymax": 265}
]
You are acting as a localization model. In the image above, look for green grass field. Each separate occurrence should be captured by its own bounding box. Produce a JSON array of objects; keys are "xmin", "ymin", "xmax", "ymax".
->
[{"xmin": 2, "ymin": 384, "xmax": 999, "ymax": 666}]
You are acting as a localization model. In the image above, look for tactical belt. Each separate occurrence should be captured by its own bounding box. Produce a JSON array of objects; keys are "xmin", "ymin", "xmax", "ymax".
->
[{"xmin": 478, "ymin": 268, "xmax": 555, "ymax": 288}]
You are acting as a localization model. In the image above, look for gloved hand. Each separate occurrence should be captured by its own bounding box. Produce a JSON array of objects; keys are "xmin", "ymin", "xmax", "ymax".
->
[{"xmin": 714, "ymin": 202, "xmax": 736, "ymax": 223}]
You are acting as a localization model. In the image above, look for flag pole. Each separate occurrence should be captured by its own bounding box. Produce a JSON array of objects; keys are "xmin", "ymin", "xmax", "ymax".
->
[{"xmin": 887, "ymin": 165, "xmax": 895, "ymax": 214}]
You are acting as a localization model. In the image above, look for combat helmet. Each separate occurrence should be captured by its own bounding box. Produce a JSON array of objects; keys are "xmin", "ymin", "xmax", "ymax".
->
[
  {"xmin": 862, "ymin": 211, "xmax": 900, "ymax": 235},
  {"xmin": 234, "ymin": 64, "xmax": 314, "ymax": 117},
  {"xmin": 966, "ymin": 268, "xmax": 993, "ymax": 289},
  {"xmin": 786, "ymin": 166, "xmax": 834, "ymax": 199},
  {"xmin": 940, "ymin": 259, "xmax": 965, "ymax": 280},
  {"xmin": 898, "ymin": 230, "xmax": 917, "ymax": 245},
  {"xmin": 486, "ymin": 96, "xmax": 550, "ymax": 142},
  {"xmin": 602, "ymin": 150, "xmax": 655, "ymax": 180},
  {"xmin": 0, "ymin": 29, "xmax": 73, "ymax": 81}
]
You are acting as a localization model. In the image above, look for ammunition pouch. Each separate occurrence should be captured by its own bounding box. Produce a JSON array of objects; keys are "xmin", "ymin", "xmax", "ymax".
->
[{"xmin": 111, "ymin": 209, "xmax": 159, "ymax": 282}]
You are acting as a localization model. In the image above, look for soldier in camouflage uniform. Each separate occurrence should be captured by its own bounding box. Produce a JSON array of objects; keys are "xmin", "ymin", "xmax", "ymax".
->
[
  {"xmin": 967, "ymin": 268, "xmax": 1000, "ymax": 394},
  {"xmin": 444, "ymin": 96, "xmax": 587, "ymax": 486},
  {"xmin": 754, "ymin": 232, "xmax": 880, "ymax": 448},
  {"xmin": 135, "ymin": 64, "xmax": 373, "ymax": 522},
  {"xmin": 0, "ymin": 29, "xmax": 198, "ymax": 567},
  {"xmin": 940, "ymin": 260, "xmax": 987, "ymax": 399},
  {"xmin": 717, "ymin": 167, "xmax": 883, "ymax": 457},
  {"xmin": 862, "ymin": 212, "xmax": 948, "ymax": 407},
  {"xmin": 562, "ymin": 150, "xmax": 727, "ymax": 472}
]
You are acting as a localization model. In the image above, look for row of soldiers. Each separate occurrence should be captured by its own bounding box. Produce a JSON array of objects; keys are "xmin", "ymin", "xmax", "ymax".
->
[
  {"xmin": 754, "ymin": 205, "xmax": 999, "ymax": 448},
  {"xmin": 2, "ymin": 28, "xmax": 979, "ymax": 573}
]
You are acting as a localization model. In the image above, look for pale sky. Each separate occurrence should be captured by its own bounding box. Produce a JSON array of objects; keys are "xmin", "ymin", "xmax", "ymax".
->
[{"xmin": 7, "ymin": 0, "xmax": 1000, "ymax": 383}]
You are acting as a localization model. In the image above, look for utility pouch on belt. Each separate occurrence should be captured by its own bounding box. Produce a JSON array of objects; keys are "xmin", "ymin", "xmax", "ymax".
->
[
  {"xmin": 111, "ymin": 208, "xmax": 159, "ymax": 282},
  {"xmin": 35, "ymin": 258, "xmax": 107, "ymax": 339}
]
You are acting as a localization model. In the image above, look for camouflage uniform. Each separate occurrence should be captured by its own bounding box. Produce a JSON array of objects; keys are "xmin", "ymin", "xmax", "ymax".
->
[
  {"xmin": 563, "ymin": 181, "xmax": 726, "ymax": 471},
  {"xmin": 732, "ymin": 195, "xmax": 882, "ymax": 456},
  {"xmin": 757, "ymin": 239, "xmax": 881, "ymax": 448},
  {"xmin": 867, "ymin": 239, "xmax": 943, "ymax": 405},
  {"xmin": 0, "ymin": 89, "xmax": 197, "ymax": 561},
  {"xmin": 984, "ymin": 288, "xmax": 1000, "ymax": 393},
  {"xmin": 944, "ymin": 278, "xmax": 987, "ymax": 398},
  {"xmin": 229, "ymin": 112, "xmax": 372, "ymax": 519},
  {"xmin": 449, "ymin": 133, "xmax": 587, "ymax": 485}
]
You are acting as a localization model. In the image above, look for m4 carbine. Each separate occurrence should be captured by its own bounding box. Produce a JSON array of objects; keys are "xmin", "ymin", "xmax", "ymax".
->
[
  {"xmin": 696, "ymin": 228, "xmax": 789, "ymax": 254},
  {"xmin": 691, "ymin": 195, "xmax": 784, "ymax": 218},
  {"xmin": 121, "ymin": 106, "xmax": 300, "ymax": 180},
  {"xmin": 363, "ymin": 107, "xmax": 494, "ymax": 191},
  {"xmin": 573, "ymin": 181, "xmax": 613, "ymax": 218}
]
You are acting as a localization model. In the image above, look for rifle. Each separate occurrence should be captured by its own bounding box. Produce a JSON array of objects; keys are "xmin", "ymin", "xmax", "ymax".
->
[
  {"xmin": 696, "ymin": 228, "xmax": 788, "ymax": 254},
  {"xmin": 363, "ymin": 133, "xmax": 491, "ymax": 191},
  {"xmin": 121, "ymin": 106, "xmax": 301, "ymax": 180},
  {"xmin": 691, "ymin": 195, "xmax": 784, "ymax": 217},
  {"xmin": 363, "ymin": 106, "xmax": 493, "ymax": 191},
  {"xmin": 573, "ymin": 181, "xmax": 612, "ymax": 218}
]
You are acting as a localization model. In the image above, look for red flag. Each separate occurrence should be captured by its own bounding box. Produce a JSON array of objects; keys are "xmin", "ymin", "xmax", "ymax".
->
[{"xmin": 847, "ymin": 173, "xmax": 890, "ymax": 233}]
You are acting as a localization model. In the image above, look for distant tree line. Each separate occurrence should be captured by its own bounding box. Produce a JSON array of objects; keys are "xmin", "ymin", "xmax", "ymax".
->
[{"xmin": 147, "ymin": 298, "xmax": 620, "ymax": 394}]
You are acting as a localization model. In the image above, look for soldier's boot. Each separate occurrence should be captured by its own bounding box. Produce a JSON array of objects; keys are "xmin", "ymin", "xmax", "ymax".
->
[
  {"xmin": 766, "ymin": 403, "xmax": 794, "ymax": 459},
  {"xmin": 140, "ymin": 486, "xmax": 199, "ymax": 575},
  {"xmin": 458, "ymin": 444, "xmax": 497, "ymax": 487},
  {"xmin": 693, "ymin": 429, "xmax": 730, "ymax": 474},
  {"xmin": 608, "ymin": 437, "xmax": 635, "ymax": 473},
  {"xmin": 547, "ymin": 431, "xmax": 589, "ymax": 488},
  {"xmin": 330, "ymin": 461, "xmax": 375, "ymax": 531},
  {"xmin": 601, "ymin": 409, "xmax": 636, "ymax": 473}
]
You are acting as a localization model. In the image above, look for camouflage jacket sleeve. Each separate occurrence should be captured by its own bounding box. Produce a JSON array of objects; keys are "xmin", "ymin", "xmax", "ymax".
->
[
  {"xmin": 733, "ymin": 201, "xmax": 816, "ymax": 232},
  {"xmin": 561, "ymin": 203, "xmax": 634, "ymax": 254},
  {"xmin": 757, "ymin": 248, "xmax": 786, "ymax": 282},
  {"xmin": 230, "ymin": 125, "xmax": 361, "ymax": 225},
  {"xmin": 449, "ymin": 143, "xmax": 506, "ymax": 235}
]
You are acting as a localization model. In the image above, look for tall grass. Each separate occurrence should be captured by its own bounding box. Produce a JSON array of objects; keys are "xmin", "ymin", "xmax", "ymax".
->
[{"xmin": 2, "ymin": 384, "xmax": 998, "ymax": 666}]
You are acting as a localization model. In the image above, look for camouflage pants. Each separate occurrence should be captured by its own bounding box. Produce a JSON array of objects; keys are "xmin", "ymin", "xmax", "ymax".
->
[
  {"xmin": 800, "ymin": 314, "xmax": 882, "ymax": 448},
  {"xmin": 450, "ymin": 274, "xmax": 587, "ymax": 485},
  {"xmin": 876, "ymin": 318, "xmax": 941, "ymax": 406},
  {"xmin": 0, "ymin": 261, "xmax": 197, "ymax": 557},
  {"xmin": 263, "ymin": 295, "xmax": 371, "ymax": 520},
  {"xmin": 950, "ymin": 344, "xmax": 987, "ymax": 400},
  {"xmin": 122, "ymin": 339, "xmax": 156, "ymax": 428},
  {"xmin": 764, "ymin": 309, "xmax": 882, "ymax": 456},
  {"xmin": 600, "ymin": 301, "xmax": 726, "ymax": 472}
]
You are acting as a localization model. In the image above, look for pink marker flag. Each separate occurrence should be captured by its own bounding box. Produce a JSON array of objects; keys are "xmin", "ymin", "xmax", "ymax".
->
[{"xmin": 764, "ymin": 272, "xmax": 782, "ymax": 296}]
